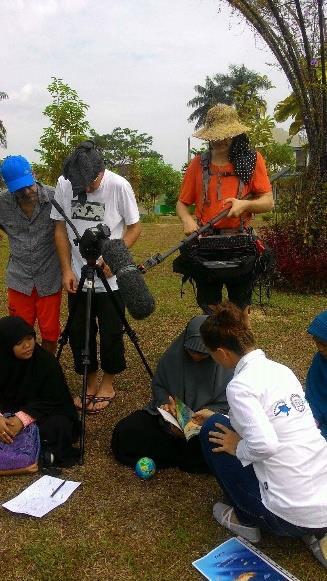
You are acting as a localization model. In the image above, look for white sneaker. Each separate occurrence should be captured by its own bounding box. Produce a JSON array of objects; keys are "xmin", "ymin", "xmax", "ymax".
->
[
  {"xmin": 213, "ymin": 502, "xmax": 261, "ymax": 544},
  {"xmin": 303, "ymin": 534, "xmax": 327, "ymax": 569}
]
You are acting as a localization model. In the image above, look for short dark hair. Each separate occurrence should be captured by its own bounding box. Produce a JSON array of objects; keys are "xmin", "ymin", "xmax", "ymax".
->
[{"xmin": 200, "ymin": 301, "xmax": 255, "ymax": 356}]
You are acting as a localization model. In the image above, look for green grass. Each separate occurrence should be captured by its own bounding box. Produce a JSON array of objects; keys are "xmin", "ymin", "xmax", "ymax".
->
[{"xmin": 0, "ymin": 224, "xmax": 327, "ymax": 581}]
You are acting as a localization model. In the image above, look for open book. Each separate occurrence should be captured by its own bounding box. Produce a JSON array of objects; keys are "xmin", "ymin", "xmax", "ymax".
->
[
  {"xmin": 192, "ymin": 536, "xmax": 300, "ymax": 581},
  {"xmin": 157, "ymin": 397, "xmax": 201, "ymax": 441}
]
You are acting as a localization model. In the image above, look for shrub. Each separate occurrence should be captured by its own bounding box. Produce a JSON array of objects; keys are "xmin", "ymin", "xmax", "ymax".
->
[
  {"xmin": 140, "ymin": 213, "xmax": 161, "ymax": 224},
  {"xmin": 262, "ymin": 222, "xmax": 327, "ymax": 293}
]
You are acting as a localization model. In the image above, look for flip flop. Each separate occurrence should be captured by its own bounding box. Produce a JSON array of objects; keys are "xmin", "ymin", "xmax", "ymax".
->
[
  {"xmin": 86, "ymin": 395, "xmax": 115, "ymax": 414},
  {"xmin": 74, "ymin": 393, "xmax": 95, "ymax": 410}
]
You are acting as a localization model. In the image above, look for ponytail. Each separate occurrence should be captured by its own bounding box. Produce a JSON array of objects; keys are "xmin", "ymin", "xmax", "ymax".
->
[{"xmin": 200, "ymin": 301, "xmax": 255, "ymax": 356}]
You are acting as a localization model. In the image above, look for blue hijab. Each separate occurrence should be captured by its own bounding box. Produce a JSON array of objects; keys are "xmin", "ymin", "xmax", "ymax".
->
[{"xmin": 306, "ymin": 311, "xmax": 327, "ymax": 439}]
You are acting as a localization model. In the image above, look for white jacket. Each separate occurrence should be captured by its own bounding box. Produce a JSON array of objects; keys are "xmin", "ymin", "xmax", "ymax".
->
[{"xmin": 229, "ymin": 349, "xmax": 327, "ymax": 528}]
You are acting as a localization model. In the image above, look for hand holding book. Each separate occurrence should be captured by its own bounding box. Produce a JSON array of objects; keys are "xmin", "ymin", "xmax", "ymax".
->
[{"xmin": 158, "ymin": 397, "xmax": 214, "ymax": 441}]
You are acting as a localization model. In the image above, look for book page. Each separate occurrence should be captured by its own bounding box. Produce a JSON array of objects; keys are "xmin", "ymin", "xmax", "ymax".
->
[
  {"xmin": 183, "ymin": 420, "xmax": 201, "ymax": 441},
  {"xmin": 157, "ymin": 399, "xmax": 201, "ymax": 440},
  {"xmin": 157, "ymin": 407, "xmax": 183, "ymax": 431},
  {"xmin": 174, "ymin": 398, "xmax": 194, "ymax": 429}
]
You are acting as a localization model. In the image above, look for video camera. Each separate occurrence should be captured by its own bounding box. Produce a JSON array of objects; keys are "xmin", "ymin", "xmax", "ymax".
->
[{"xmin": 78, "ymin": 224, "xmax": 111, "ymax": 262}]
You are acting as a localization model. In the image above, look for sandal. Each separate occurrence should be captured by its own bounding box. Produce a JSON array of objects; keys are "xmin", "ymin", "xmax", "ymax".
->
[
  {"xmin": 74, "ymin": 393, "xmax": 95, "ymax": 410},
  {"xmin": 86, "ymin": 395, "xmax": 115, "ymax": 414}
]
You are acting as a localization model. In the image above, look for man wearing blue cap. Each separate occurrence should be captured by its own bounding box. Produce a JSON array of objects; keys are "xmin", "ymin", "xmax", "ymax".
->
[{"xmin": 0, "ymin": 155, "xmax": 61, "ymax": 354}]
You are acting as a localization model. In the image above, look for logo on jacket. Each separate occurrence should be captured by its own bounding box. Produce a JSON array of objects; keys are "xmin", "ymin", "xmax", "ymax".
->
[
  {"xmin": 273, "ymin": 400, "xmax": 291, "ymax": 417},
  {"xmin": 290, "ymin": 393, "xmax": 306, "ymax": 412}
]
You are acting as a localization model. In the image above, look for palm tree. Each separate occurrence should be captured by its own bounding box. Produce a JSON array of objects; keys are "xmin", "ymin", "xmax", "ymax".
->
[
  {"xmin": 0, "ymin": 91, "xmax": 8, "ymax": 148},
  {"xmin": 187, "ymin": 65, "xmax": 273, "ymax": 128},
  {"xmin": 187, "ymin": 76, "xmax": 231, "ymax": 128}
]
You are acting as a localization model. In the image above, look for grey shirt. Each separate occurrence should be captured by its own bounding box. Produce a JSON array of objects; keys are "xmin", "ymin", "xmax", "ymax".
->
[{"xmin": 0, "ymin": 183, "xmax": 61, "ymax": 296}]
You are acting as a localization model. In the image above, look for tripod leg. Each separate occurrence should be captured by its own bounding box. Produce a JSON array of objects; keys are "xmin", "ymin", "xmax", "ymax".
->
[
  {"xmin": 56, "ymin": 272, "xmax": 88, "ymax": 361},
  {"xmin": 79, "ymin": 269, "xmax": 95, "ymax": 465},
  {"xmin": 55, "ymin": 264, "xmax": 94, "ymax": 465},
  {"xmin": 96, "ymin": 267, "xmax": 153, "ymax": 379}
]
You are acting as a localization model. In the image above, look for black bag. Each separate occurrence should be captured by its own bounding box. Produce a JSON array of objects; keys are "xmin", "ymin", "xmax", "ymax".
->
[{"xmin": 173, "ymin": 230, "xmax": 260, "ymax": 282}]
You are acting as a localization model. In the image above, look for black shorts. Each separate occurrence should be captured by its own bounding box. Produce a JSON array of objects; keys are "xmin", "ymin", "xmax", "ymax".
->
[{"xmin": 195, "ymin": 273, "xmax": 254, "ymax": 310}]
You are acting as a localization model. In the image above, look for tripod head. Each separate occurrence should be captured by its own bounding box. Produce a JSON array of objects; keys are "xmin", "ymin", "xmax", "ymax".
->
[
  {"xmin": 51, "ymin": 198, "xmax": 110, "ymax": 262},
  {"xmin": 78, "ymin": 224, "xmax": 111, "ymax": 261}
]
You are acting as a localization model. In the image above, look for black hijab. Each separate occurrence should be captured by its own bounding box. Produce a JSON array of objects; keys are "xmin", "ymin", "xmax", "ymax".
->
[{"xmin": 0, "ymin": 316, "xmax": 78, "ymax": 422}]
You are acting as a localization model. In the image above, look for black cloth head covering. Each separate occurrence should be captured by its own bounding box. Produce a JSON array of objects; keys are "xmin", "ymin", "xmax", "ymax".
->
[
  {"xmin": 63, "ymin": 140, "xmax": 105, "ymax": 195},
  {"xmin": 0, "ymin": 316, "xmax": 35, "ymax": 353},
  {"xmin": 0, "ymin": 316, "xmax": 78, "ymax": 423},
  {"xmin": 228, "ymin": 133, "xmax": 257, "ymax": 184}
]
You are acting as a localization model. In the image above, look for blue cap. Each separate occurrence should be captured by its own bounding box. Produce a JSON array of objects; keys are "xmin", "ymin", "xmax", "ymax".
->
[
  {"xmin": 307, "ymin": 311, "xmax": 327, "ymax": 342},
  {"xmin": 0, "ymin": 155, "xmax": 35, "ymax": 193}
]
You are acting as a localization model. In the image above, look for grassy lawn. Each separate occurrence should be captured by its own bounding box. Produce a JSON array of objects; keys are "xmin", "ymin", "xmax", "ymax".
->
[{"xmin": 0, "ymin": 222, "xmax": 327, "ymax": 581}]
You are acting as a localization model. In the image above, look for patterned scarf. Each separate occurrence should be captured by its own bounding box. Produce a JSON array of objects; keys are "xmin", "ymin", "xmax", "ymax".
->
[{"xmin": 228, "ymin": 133, "xmax": 257, "ymax": 184}]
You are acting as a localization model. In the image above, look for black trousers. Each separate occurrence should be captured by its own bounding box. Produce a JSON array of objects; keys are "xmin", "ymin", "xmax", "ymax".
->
[
  {"xmin": 68, "ymin": 291, "xmax": 126, "ymax": 375},
  {"xmin": 195, "ymin": 273, "xmax": 254, "ymax": 310},
  {"xmin": 37, "ymin": 414, "xmax": 80, "ymax": 466},
  {"xmin": 111, "ymin": 410, "xmax": 210, "ymax": 474}
]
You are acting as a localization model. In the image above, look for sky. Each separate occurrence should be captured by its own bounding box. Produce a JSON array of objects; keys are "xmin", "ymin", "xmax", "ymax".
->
[{"xmin": 1, "ymin": 0, "xmax": 292, "ymax": 169}]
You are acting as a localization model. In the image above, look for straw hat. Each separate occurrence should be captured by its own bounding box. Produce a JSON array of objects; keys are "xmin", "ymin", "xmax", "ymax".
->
[{"xmin": 193, "ymin": 103, "xmax": 250, "ymax": 141}]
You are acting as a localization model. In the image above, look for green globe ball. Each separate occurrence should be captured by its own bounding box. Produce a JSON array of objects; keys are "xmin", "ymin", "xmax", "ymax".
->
[{"xmin": 135, "ymin": 457, "xmax": 156, "ymax": 480}]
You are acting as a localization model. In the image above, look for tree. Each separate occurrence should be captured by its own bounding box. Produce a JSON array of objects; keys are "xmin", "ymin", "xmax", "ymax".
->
[
  {"xmin": 187, "ymin": 76, "xmax": 231, "ymax": 129},
  {"xmin": 260, "ymin": 141, "xmax": 296, "ymax": 175},
  {"xmin": 137, "ymin": 158, "xmax": 181, "ymax": 214},
  {"xmin": 275, "ymin": 61, "xmax": 327, "ymax": 138},
  {"xmin": 0, "ymin": 91, "xmax": 8, "ymax": 148},
  {"xmin": 90, "ymin": 127, "xmax": 162, "ymax": 169},
  {"xmin": 220, "ymin": 0, "xmax": 327, "ymax": 232},
  {"xmin": 274, "ymin": 93, "xmax": 304, "ymax": 138},
  {"xmin": 187, "ymin": 64, "xmax": 273, "ymax": 128},
  {"xmin": 35, "ymin": 78, "xmax": 90, "ymax": 184}
]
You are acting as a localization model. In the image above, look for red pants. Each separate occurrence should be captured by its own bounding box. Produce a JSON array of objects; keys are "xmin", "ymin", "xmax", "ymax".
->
[{"xmin": 8, "ymin": 287, "xmax": 61, "ymax": 342}]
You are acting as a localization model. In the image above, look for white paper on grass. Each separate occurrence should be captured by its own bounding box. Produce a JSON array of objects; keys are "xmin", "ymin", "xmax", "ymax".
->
[{"xmin": 2, "ymin": 475, "xmax": 81, "ymax": 517}]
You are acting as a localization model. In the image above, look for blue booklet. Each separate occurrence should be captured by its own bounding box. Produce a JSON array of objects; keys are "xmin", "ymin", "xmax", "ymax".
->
[{"xmin": 192, "ymin": 537, "xmax": 300, "ymax": 581}]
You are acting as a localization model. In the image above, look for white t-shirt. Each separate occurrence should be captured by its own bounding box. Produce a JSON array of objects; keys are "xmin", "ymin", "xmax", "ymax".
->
[
  {"xmin": 228, "ymin": 349, "xmax": 327, "ymax": 528},
  {"xmin": 50, "ymin": 169, "xmax": 140, "ymax": 291}
]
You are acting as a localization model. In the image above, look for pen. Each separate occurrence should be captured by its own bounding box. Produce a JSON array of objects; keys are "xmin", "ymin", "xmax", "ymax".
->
[{"xmin": 50, "ymin": 480, "xmax": 66, "ymax": 498}]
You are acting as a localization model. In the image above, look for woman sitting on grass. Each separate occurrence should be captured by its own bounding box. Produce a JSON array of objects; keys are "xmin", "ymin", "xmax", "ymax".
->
[
  {"xmin": 111, "ymin": 315, "xmax": 232, "ymax": 473},
  {"xmin": 196, "ymin": 302, "xmax": 327, "ymax": 570},
  {"xmin": 306, "ymin": 310, "xmax": 327, "ymax": 440},
  {"xmin": 0, "ymin": 316, "xmax": 80, "ymax": 467}
]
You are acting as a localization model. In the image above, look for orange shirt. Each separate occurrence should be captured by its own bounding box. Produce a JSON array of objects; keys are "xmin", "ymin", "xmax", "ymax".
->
[{"xmin": 179, "ymin": 151, "xmax": 271, "ymax": 229}]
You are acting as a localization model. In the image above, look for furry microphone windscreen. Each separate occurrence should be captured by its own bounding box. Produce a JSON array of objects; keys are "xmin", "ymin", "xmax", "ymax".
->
[{"xmin": 101, "ymin": 239, "xmax": 155, "ymax": 320}]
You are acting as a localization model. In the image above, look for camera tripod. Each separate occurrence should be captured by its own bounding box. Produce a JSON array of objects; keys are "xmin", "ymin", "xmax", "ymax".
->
[{"xmin": 52, "ymin": 201, "xmax": 153, "ymax": 465}]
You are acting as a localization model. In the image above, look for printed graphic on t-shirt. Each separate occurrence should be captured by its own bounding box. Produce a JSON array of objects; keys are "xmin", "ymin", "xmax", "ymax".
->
[{"xmin": 71, "ymin": 200, "xmax": 105, "ymax": 222}]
